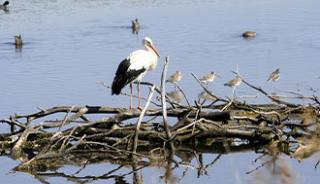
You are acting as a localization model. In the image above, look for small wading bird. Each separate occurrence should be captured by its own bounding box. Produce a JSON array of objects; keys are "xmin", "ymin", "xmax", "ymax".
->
[
  {"xmin": 14, "ymin": 35, "xmax": 23, "ymax": 48},
  {"xmin": 0, "ymin": 1, "xmax": 9, "ymax": 11},
  {"xmin": 200, "ymin": 71, "xmax": 219, "ymax": 85},
  {"xmin": 224, "ymin": 75, "xmax": 242, "ymax": 98},
  {"xmin": 111, "ymin": 37, "xmax": 160, "ymax": 110},
  {"xmin": 131, "ymin": 18, "xmax": 140, "ymax": 34},
  {"xmin": 267, "ymin": 68, "xmax": 280, "ymax": 82},
  {"xmin": 224, "ymin": 75, "xmax": 242, "ymax": 88},
  {"xmin": 166, "ymin": 71, "xmax": 182, "ymax": 84}
]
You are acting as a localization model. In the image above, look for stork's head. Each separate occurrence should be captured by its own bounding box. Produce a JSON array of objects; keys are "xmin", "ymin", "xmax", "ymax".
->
[{"xmin": 143, "ymin": 37, "xmax": 160, "ymax": 58}]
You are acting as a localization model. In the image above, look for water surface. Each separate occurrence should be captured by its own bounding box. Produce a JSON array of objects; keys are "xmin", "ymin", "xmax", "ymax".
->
[{"xmin": 1, "ymin": 0, "xmax": 320, "ymax": 183}]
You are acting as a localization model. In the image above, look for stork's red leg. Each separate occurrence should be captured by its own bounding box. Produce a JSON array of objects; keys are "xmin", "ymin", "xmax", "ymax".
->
[
  {"xmin": 130, "ymin": 83, "xmax": 133, "ymax": 110},
  {"xmin": 138, "ymin": 81, "xmax": 142, "ymax": 110}
]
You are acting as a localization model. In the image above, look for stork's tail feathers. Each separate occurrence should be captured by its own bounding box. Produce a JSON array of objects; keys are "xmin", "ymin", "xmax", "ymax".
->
[
  {"xmin": 112, "ymin": 68, "xmax": 146, "ymax": 95},
  {"xmin": 111, "ymin": 58, "xmax": 147, "ymax": 95},
  {"xmin": 111, "ymin": 75, "xmax": 127, "ymax": 95}
]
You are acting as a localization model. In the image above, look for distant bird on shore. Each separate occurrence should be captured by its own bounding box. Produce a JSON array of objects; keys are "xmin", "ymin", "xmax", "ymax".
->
[
  {"xmin": 111, "ymin": 37, "xmax": 160, "ymax": 110},
  {"xmin": 267, "ymin": 68, "xmax": 280, "ymax": 82},
  {"xmin": 200, "ymin": 72, "xmax": 219, "ymax": 84},
  {"xmin": 166, "ymin": 71, "xmax": 182, "ymax": 84},
  {"xmin": 224, "ymin": 75, "xmax": 242, "ymax": 88},
  {"xmin": 131, "ymin": 18, "xmax": 140, "ymax": 34},
  {"xmin": 0, "ymin": 1, "xmax": 9, "ymax": 12},
  {"xmin": 242, "ymin": 31, "xmax": 256, "ymax": 38},
  {"xmin": 14, "ymin": 35, "xmax": 23, "ymax": 48}
]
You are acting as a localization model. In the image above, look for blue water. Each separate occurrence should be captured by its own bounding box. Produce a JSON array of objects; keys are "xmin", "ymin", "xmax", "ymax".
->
[{"xmin": 1, "ymin": 0, "xmax": 320, "ymax": 183}]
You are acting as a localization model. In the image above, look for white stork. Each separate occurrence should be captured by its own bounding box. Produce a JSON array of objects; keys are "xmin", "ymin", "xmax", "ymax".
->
[{"xmin": 111, "ymin": 37, "xmax": 160, "ymax": 110}]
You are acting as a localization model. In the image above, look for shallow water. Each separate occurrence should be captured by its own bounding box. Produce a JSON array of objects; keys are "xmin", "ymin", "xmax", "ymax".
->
[{"xmin": 1, "ymin": 0, "xmax": 320, "ymax": 183}]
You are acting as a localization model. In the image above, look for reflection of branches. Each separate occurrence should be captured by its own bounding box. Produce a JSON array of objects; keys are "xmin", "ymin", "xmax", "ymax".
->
[
  {"xmin": 71, "ymin": 154, "xmax": 91, "ymax": 175},
  {"xmin": 246, "ymin": 158, "xmax": 272, "ymax": 174},
  {"xmin": 315, "ymin": 160, "xmax": 320, "ymax": 170},
  {"xmin": 36, "ymin": 164, "xmax": 148, "ymax": 184},
  {"xmin": 204, "ymin": 154, "xmax": 222, "ymax": 171}
]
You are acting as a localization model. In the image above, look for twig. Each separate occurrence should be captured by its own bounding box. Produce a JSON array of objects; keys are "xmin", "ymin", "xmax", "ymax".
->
[
  {"xmin": 315, "ymin": 160, "xmax": 320, "ymax": 170},
  {"xmin": 11, "ymin": 126, "xmax": 40, "ymax": 158},
  {"xmin": 161, "ymin": 56, "xmax": 173, "ymax": 145},
  {"xmin": 58, "ymin": 105, "xmax": 75, "ymax": 131},
  {"xmin": 97, "ymin": 81, "xmax": 161, "ymax": 107},
  {"xmin": 132, "ymin": 85, "xmax": 156, "ymax": 153},
  {"xmin": 138, "ymin": 81, "xmax": 189, "ymax": 108},
  {"xmin": 174, "ymin": 83, "xmax": 191, "ymax": 107}
]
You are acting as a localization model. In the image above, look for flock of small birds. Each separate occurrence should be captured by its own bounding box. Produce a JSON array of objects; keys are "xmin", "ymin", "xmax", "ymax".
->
[
  {"xmin": 166, "ymin": 69, "xmax": 280, "ymax": 87},
  {"xmin": 164, "ymin": 68, "xmax": 280, "ymax": 103}
]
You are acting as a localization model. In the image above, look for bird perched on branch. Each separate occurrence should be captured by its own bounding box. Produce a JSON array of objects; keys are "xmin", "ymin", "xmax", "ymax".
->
[
  {"xmin": 200, "ymin": 72, "xmax": 219, "ymax": 85},
  {"xmin": 111, "ymin": 37, "xmax": 160, "ymax": 110},
  {"xmin": 166, "ymin": 71, "xmax": 182, "ymax": 84},
  {"xmin": 267, "ymin": 68, "xmax": 280, "ymax": 82},
  {"xmin": 224, "ymin": 75, "xmax": 242, "ymax": 88},
  {"xmin": 0, "ymin": 1, "xmax": 9, "ymax": 12},
  {"xmin": 224, "ymin": 75, "xmax": 242, "ymax": 106}
]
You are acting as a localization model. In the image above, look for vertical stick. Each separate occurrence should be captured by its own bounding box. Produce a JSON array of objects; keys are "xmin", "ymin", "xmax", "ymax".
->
[
  {"xmin": 132, "ymin": 85, "xmax": 156, "ymax": 153},
  {"xmin": 232, "ymin": 87, "xmax": 236, "ymax": 101},
  {"xmin": 138, "ymin": 81, "xmax": 141, "ymax": 109},
  {"xmin": 130, "ymin": 83, "xmax": 133, "ymax": 109},
  {"xmin": 161, "ymin": 56, "xmax": 174, "ymax": 149}
]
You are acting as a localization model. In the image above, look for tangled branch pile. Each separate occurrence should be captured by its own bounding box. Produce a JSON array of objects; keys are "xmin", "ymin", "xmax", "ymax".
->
[{"xmin": 0, "ymin": 58, "xmax": 319, "ymax": 175}]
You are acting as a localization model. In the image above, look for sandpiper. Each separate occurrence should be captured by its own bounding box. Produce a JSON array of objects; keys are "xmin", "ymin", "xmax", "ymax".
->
[
  {"xmin": 131, "ymin": 18, "xmax": 140, "ymax": 34},
  {"xmin": 14, "ymin": 35, "xmax": 23, "ymax": 48},
  {"xmin": 267, "ymin": 68, "xmax": 280, "ymax": 82},
  {"xmin": 200, "ymin": 72, "xmax": 219, "ymax": 84},
  {"xmin": 224, "ymin": 75, "xmax": 242, "ymax": 88},
  {"xmin": 166, "ymin": 71, "xmax": 182, "ymax": 84},
  {"xmin": 242, "ymin": 31, "xmax": 256, "ymax": 38},
  {"xmin": 223, "ymin": 75, "xmax": 242, "ymax": 110}
]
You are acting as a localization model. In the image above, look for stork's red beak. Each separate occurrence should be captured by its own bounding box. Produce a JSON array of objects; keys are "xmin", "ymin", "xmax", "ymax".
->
[{"xmin": 150, "ymin": 45, "xmax": 160, "ymax": 58}]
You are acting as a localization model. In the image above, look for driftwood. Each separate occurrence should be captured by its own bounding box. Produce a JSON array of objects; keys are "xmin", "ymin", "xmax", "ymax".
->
[{"xmin": 0, "ymin": 57, "xmax": 320, "ymax": 183}]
